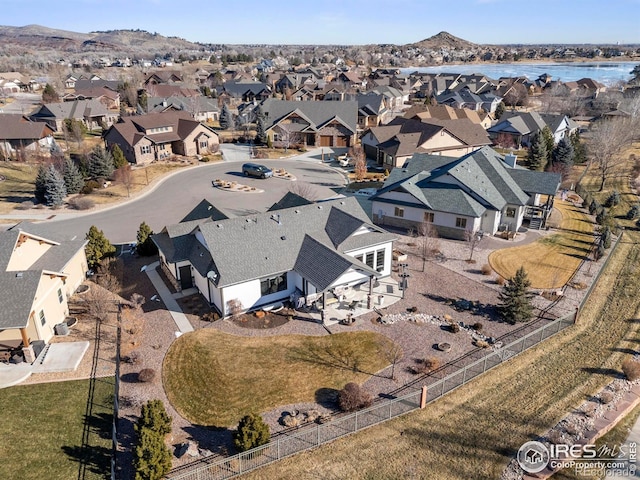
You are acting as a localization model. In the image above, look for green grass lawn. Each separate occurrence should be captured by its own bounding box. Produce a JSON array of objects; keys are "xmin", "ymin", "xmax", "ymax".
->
[
  {"xmin": 489, "ymin": 198, "xmax": 595, "ymax": 289},
  {"xmin": 163, "ymin": 330, "xmax": 395, "ymax": 427},
  {"xmin": 0, "ymin": 377, "xmax": 114, "ymax": 480},
  {"xmin": 0, "ymin": 163, "xmax": 38, "ymax": 213}
]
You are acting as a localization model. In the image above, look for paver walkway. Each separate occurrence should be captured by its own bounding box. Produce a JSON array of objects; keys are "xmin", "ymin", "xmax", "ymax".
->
[{"xmin": 145, "ymin": 261, "xmax": 194, "ymax": 333}]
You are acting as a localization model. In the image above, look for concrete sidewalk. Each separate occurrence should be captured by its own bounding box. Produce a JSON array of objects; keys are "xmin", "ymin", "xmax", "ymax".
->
[{"xmin": 145, "ymin": 261, "xmax": 194, "ymax": 333}]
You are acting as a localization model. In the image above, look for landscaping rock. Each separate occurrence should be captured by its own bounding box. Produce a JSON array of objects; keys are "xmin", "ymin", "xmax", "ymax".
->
[
  {"xmin": 174, "ymin": 443, "xmax": 189, "ymax": 458},
  {"xmin": 186, "ymin": 441, "xmax": 200, "ymax": 457}
]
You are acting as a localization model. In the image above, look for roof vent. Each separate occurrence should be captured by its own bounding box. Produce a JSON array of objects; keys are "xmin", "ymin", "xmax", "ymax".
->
[
  {"xmin": 294, "ymin": 209, "xmax": 300, "ymax": 214},
  {"xmin": 281, "ymin": 235, "xmax": 286, "ymax": 241},
  {"xmin": 216, "ymin": 224, "xmax": 223, "ymax": 228},
  {"xmin": 317, "ymin": 205, "xmax": 323, "ymax": 209},
  {"xmin": 15, "ymin": 272, "xmax": 23, "ymax": 278}
]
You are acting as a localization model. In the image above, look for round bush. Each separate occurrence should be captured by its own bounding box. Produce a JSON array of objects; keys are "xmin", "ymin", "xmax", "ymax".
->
[{"xmin": 138, "ymin": 368, "xmax": 156, "ymax": 383}]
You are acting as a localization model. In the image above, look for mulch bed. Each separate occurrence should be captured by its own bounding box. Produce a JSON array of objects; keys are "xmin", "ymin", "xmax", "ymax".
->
[{"xmin": 232, "ymin": 310, "xmax": 292, "ymax": 329}]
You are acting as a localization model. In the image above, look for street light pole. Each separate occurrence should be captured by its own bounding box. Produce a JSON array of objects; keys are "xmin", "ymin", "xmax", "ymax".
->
[{"xmin": 398, "ymin": 263, "xmax": 410, "ymax": 300}]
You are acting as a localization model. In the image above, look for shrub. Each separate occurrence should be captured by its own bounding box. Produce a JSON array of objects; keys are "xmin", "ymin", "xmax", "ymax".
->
[
  {"xmin": 472, "ymin": 322, "xmax": 484, "ymax": 331},
  {"xmin": 627, "ymin": 204, "xmax": 640, "ymax": 220},
  {"xmin": 338, "ymin": 382, "xmax": 372, "ymax": 412},
  {"xmin": 124, "ymin": 350, "xmax": 141, "ymax": 364},
  {"xmin": 449, "ymin": 323, "xmax": 460, "ymax": 333},
  {"xmin": 408, "ymin": 306, "xmax": 418, "ymax": 313},
  {"xmin": 604, "ymin": 190, "xmax": 620, "ymax": 208},
  {"xmin": 421, "ymin": 357, "xmax": 441, "ymax": 373},
  {"xmin": 233, "ymin": 413, "xmax": 270, "ymax": 452},
  {"xmin": 475, "ymin": 339, "xmax": 490, "ymax": 348},
  {"xmin": 138, "ymin": 368, "xmax": 156, "ymax": 383},
  {"xmin": 481, "ymin": 264, "xmax": 493, "ymax": 275},
  {"xmin": 496, "ymin": 276, "xmax": 506, "ymax": 286},
  {"xmin": 15, "ymin": 200, "xmax": 34, "ymax": 210},
  {"xmin": 81, "ymin": 179, "xmax": 100, "ymax": 194},
  {"xmin": 600, "ymin": 392, "xmax": 614, "ymax": 404},
  {"xmin": 69, "ymin": 197, "xmax": 95, "ymax": 210},
  {"xmin": 622, "ymin": 359, "xmax": 640, "ymax": 381},
  {"xmin": 589, "ymin": 199, "xmax": 601, "ymax": 215},
  {"xmin": 134, "ymin": 400, "xmax": 172, "ymax": 479}
]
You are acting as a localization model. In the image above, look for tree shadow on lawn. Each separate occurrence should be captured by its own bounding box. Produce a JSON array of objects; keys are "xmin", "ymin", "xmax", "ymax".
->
[
  {"xmin": 610, "ymin": 347, "xmax": 638, "ymax": 355},
  {"xmin": 62, "ymin": 411, "xmax": 114, "ymax": 479},
  {"xmin": 288, "ymin": 343, "xmax": 381, "ymax": 377},
  {"xmin": 315, "ymin": 387, "xmax": 339, "ymax": 409},
  {"xmin": 581, "ymin": 367, "xmax": 623, "ymax": 379}
]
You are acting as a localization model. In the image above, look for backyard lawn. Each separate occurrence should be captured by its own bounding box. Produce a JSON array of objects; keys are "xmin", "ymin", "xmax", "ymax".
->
[
  {"xmin": 163, "ymin": 330, "xmax": 395, "ymax": 427},
  {"xmin": 488, "ymin": 198, "xmax": 595, "ymax": 288},
  {"xmin": 0, "ymin": 162, "xmax": 38, "ymax": 213},
  {"xmin": 0, "ymin": 377, "xmax": 114, "ymax": 480}
]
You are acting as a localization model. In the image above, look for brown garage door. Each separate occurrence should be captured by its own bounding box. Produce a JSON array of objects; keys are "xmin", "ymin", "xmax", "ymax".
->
[
  {"xmin": 335, "ymin": 136, "xmax": 349, "ymax": 147},
  {"xmin": 319, "ymin": 136, "xmax": 333, "ymax": 147}
]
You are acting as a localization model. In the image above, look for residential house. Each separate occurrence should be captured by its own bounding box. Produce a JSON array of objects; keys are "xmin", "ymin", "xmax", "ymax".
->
[
  {"xmin": 144, "ymin": 84, "xmax": 201, "ymax": 98},
  {"xmin": 143, "ymin": 71, "xmax": 184, "ymax": 86},
  {"xmin": 152, "ymin": 196, "xmax": 396, "ymax": 316},
  {"xmin": 488, "ymin": 111, "xmax": 578, "ymax": 148},
  {"xmin": 361, "ymin": 116, "xmax": 491, "ymax": 168},
  {"xmin": 63, "ymin": 85, "xmax": 121, "ymax": 110},
  {"xmin": 403, "ymin": 104, "xmax": 493, "ymax": 129},
  {"xmin": 0, "ymin": 227, "xmax": 88, "ymax": 359},
  {"xmin": 103, "ymin": 110, "xmax": 220, "ymax": 165},
  {"xmin": 368, "ymin": 86, "xmax": 408, "ymax": 111},
  {"xmin": 356, "ymin": 92, "xmax": 391, "ymax": 131},
  {"xmin": 217, "ymin": 80, "xmax": 272, "ymax": 106},
  {"xmin": 260, "ymin": 99, "xmax": 358, "ymax": 148},
  {"xmin": 147, "ymin": 96, "xmax": 220, "ymax": 123},
  {"xmin": 370, "ymin": 146, "xmax": 561, "ymax": 240},
  {"xmin": 436, "ymin": 88, "xmax": 502, "ymax": 113},
  {"xmin": 0, "ymin": 114, "xmax": 56, "ymax": 160},
  {"xmin": 0, "ymin": 72, "xmax": 31, "ymax": 92},
  {"xmin": 29, "ymin": 99, "xmax": 119, "ymax": 132}
]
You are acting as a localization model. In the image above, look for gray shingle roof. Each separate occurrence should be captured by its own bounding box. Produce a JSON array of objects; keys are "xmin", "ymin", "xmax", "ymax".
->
[
  {"xmin": 373, "ymin": 147, "xmax": 548, "ymax": 217},
  {"xmin": 157, "ymin": 197, "xmax": 396, "ymax": 290}
]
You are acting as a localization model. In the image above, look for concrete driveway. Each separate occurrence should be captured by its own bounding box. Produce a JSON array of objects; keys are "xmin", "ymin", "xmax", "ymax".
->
[
  {"xmin": 0, "ymin": 93, "xmax": 42, "ymax": 115},
  {"xmin": 12, "ymin": 159, "xmax": 348, "ymax": 243},
  {"xmin": 219, "ymin": 144, "xmax": 252, "ymax": 163}
]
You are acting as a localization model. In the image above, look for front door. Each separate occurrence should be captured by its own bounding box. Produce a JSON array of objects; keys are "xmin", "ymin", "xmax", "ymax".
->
[{"xmin": 179, "ymin": 265, "xmax": 193, "ymax": 290}]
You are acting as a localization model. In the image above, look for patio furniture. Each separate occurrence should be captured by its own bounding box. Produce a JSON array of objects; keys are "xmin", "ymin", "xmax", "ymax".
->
[{"xmin": 348, "ymin": 300, "xmax": 359, "ymax": 311}]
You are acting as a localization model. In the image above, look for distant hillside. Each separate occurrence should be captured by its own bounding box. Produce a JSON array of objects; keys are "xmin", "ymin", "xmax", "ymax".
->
[
  {"xmin": 0, "ymin": 24, "xmax": 202, "ymax": 53},
  {"xmin": 407, "ymin": 31, "xmax": 478, "ymax": 50}
]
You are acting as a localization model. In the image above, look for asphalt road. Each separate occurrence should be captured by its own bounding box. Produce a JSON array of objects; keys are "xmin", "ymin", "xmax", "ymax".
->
[{"xmin": 25, "ymin": 157, "xmax": 348, "ymax": 243}]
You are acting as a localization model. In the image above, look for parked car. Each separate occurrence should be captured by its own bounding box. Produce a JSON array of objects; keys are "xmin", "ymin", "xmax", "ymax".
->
[
  {"xmin": 242, "ymin": 163, "xmax": 273, "ymax": 179},
  {"xmin": 367, "ymin": 165, "xmax": 386, "ymax": 174}
]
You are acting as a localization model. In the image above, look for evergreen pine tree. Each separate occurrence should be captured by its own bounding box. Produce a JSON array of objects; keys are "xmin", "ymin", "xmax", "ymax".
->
[
  {"xmin": 255, "ymin": 108, "xmax": 267, "ymax": 145},
  {"xmin": 85, "ymin": 225, "xmax": 116, "ymax": 268},
  {"xmin": 233, "ymin": 413, "xmax": 270, "ymax": 452},
  {"xmin": 111, "ymin": 144, "xmax": 128, "ymax": 169},
  {"xmin": 551, "ymin": 137, "xmax": 574, "ymax": 169},
  {"xmin": 136, "ymin": 222, "xmax": 158, "ymax": 256},
  {"xmin": 42, "ymin": 83, "xmax": 59, "ymax": 103},
  {"xmin": 495, "ymin": 101, "xmax": 506, "ymax": 120},
  {"xmin": 497, "ymin": 266, "xmax": 534, "ymax": 324},
  {"xmin": 34, "ymin": 164, "xmax": 48, "ymax": 203},
  {"xmin": 570, "ymin": 131, "xmax": 587, "ymax": 164},
  {"xmin": 219, "ymin": 104, "xmax": 232, "ymax": 130},
  {"xmin": 541, "ymin": 126, "xmax": 555, "ymax": 166},
  {"xmin": 527, "ymin": 132, "xmax": 547, "ymax": 170},
  {"xmin": 63, "ymin": 158, "xmax": 84, "ymax": 194},
  {"xmin": 133, "ymin": 400, "xmax": 172, "ymax": 480},
  {"xmin": 43, "ymin": 164, "xmax": 67, "ymax": 206},
  {"xmin": 88, "ymin": 146, "xmax": 115, "ymax": 178}
]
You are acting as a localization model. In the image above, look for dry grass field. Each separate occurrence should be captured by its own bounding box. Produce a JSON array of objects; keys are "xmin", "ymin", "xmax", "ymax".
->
[
  {"xmin": 488, "ymin": 199, "xmax": 595, "ymax": 289},
  {"xmin": 0, "ymin": 162, "xmax": 38, "ymax": 213},
  {"xmin": 163, "ymin": 330, "xmax": 395, "ymax": 428},
  {"xmin": 240, "ymin": 155, "xmax": 640, "ymax": 480}
]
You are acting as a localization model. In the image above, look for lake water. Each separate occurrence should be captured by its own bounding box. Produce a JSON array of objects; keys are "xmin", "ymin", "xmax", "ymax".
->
[{"xmin": 400, "ymin": 61, "xmax": 639, "ymax": 86}]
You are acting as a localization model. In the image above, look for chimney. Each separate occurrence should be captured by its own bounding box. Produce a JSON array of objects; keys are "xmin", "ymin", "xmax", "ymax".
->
[{"xmin": 504, "ymin": 153, "xmax": 517, "ymax": 168}]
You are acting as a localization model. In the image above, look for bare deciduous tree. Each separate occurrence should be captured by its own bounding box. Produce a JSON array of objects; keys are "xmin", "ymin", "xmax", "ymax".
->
[
  {"xmin": 84, "ymin": 283, "xmax": 116, "ymax": 322},
  {"xmin": 417, "ymin": 219, "xmax": 440, "ymax": 272},
  {"xmin": 114, "ymin": 164, "xmax": 134, "ymax": 197},
  {"xmin": 288, "ymin": 181, "xmax": 319, "ymax": 201},
  {"xmin": 275, "ymin": 124, "xmax": 302, "ymax": 152},
  {"xmin": 349, "ymin": 145, "xmax": 367, "ymax": 182},
  {"xmin": 588, "ymin": 117, "xmax": 637, "ymax": 191},
  {"xmin": 465, "ymin": 229, "xmax": 484, "ymax": 263},
  {"xmin": 379, "ymin": 338, "xmax": 403, "ymax": 381},
  {"xmin": 226, "ymin": 298, "xmax": 243, "ymax": 318}
]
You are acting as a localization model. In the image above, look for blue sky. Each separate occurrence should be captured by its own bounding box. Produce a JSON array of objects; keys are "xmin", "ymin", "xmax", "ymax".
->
[{"xmin": 2, "ymin": 0, "xmax": 639, "ymax": 45}]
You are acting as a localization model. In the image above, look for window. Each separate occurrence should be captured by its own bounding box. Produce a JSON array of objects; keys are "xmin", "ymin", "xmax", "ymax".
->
[
  {"xmin": 273, "ymin": 133, "xmax": 280, "ymax": 142},
  {"xmin": 505, "ymin": 207, "xmax": 516, "ymax": 218},
  {"xmin": 376, "ymin": 249, "xmax": 385, "ymax": 272},
  {"xmin": 57, "ymin": 288, "xmax": 63, "ymax": 303},
  {"xmin": 456, "ymin": 217, "xmax": 467, "ymax": 229},
  {"xmin": 394, "ymin": 207, "xmax": 404, "ymax": 218},
  {"xmin": 140, "ymin": 145, "xmax": 151, "ymax": 155},
  {"xmin": 365, "ymin": 252, "xmax": 375, "ymax": 268},
  {"xmin": 424, "ymin": 211, "xmax": 434, "ymax": 223},
  {"xmin": 39, "ymin": 310, "xmax": 46, "ymax": 326},
  {"xmin": 260, "ymin": 273, "xmax": 288, "ymax": 296},
  {"xmin": 158, "ymin": 144, "xmax": 166, "ymax": 151},
  {"xmin": 199, "ymin": 140, "xmax": 208, "ymax": 149}
]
